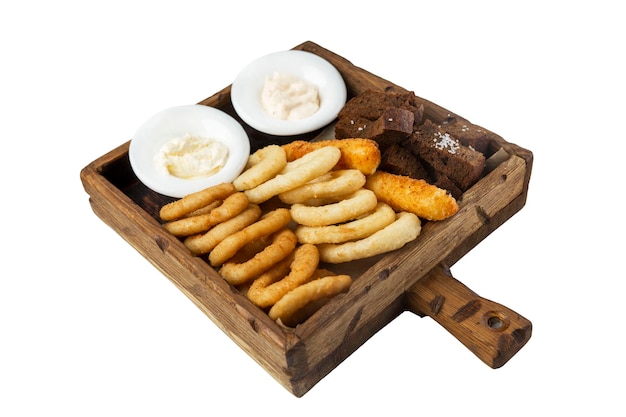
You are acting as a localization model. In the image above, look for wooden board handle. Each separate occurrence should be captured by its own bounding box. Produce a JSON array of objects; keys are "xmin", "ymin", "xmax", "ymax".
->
[{"xmin": 406, "ymin": 265, "xmax": 532, "ymax": 368}]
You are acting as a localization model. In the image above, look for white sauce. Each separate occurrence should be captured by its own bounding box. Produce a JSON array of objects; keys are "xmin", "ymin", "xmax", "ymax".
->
[
  {"xmin": 154, "ymin": 133, "xmax": 229, "ymax": 179},
  {"xmin": 260, "ymin": 72, "xmax": 320, "ymax": 120}
]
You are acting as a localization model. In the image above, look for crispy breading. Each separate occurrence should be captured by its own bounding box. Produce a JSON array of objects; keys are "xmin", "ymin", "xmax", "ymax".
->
[
  {"xmin": 282, "ymin": 138, "xmax": 380, "ymax": 176},
  {"xmin": 365, "ymin": 171, "xmax": 458, "ymax": 221},
  {"xmin": 268, "ymin": 274, "xmax": 352, "ymax": 327},
  {"xmin": 244, "ymin": 146, "xmax": 341, "ymax": 204},
  {"xmin": 317, "ymin": 212, "xmax": 421, "ymax": 263}
]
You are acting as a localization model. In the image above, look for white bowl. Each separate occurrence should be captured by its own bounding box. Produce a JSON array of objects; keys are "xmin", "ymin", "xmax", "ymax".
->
[
  {"xmin": 129, "ymin": 105, "xmax": 250, "ymax": 198},
  {"xmin": 231, "ymin": 50, "xmax": 347, "ymax": 136}
]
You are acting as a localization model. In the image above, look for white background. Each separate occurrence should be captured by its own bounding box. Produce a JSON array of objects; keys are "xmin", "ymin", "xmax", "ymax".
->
[{"xmin": 2, "ymin": 1, "xmax": 624, "ymax": 415}]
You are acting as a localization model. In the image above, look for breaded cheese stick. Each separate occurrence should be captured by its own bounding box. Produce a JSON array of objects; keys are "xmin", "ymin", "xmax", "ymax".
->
[{"xmin": 365, "ymin": 171, "xmax": 458, "ymax": 221}]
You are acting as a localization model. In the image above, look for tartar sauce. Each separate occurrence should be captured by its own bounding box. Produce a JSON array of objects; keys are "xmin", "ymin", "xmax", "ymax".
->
[
  {"xmin": 260, "ymin": 72, "xmax": 320, "ymax": 120},
  {"xmin": 154, "ymin": 133, "xmax": 229, "ymax": 180}
]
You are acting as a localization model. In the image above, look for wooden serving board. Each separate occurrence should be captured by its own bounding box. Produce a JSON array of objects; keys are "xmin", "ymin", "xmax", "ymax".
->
[{"xmin": 80, "ymin": 41, "xmax": 533, "ymax": 397}]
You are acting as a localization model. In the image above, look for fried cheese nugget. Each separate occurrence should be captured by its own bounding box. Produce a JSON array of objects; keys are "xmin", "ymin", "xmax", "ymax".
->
[
  {"xmin": 282, "ymin": 138, "xmax": 381, "ymax": 176},
  {"xmin": 365, "ymin": 171, "xmax": 458, "ymax": 221}
]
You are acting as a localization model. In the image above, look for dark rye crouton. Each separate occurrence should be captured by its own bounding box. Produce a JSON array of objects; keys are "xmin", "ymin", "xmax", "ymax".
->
[{"xmin": 402, "ymin": 119, "xmax": 485, "ymax": 191}]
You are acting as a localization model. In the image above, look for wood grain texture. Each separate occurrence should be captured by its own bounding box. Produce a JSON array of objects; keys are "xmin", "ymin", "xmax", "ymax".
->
[
  {"xmin": 406, "ymin": 265, "xmax": 532, "ymax": 369},
  {"xmin": 80, "ymin": 41, "xmax": 533, "ymax": 397}
]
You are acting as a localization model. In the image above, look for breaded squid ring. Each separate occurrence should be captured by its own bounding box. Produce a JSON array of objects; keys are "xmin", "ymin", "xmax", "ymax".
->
[
  {"xmin": 318, "ymin": 212, "xmax": 422, "ymax": 263},
  {"xmin": 219, "ymin": 228, "xmax": 298, "ymax": 286},
  {"xmin": 233, "ymin": 145, "xmax": 287, "ymax": 191},
  {"xmin": 244, "ymin": 146, "xmax": 341, "ymax": 204},
  {"xmin": 163, "ymin": 192, "xmax": 249, "ymax": 236},
  {"xmin": 183, "ymin": 200, "xmax": 221, "ymax": 217},
  {"xmin": 183, "ymin": 204, "xmax": 262, "ymax": 255},
  {"xmin": 208, "ymin": 208, "xmax": 291, "ymax": 267},
  {"xmin": 264, "ymin": 268, "xmax": 342, "ymax": 326},
  {"xmin": 246, "ymin": 244, "xmax": 319, "ymax": 308},
  {"xmin": 290, "ymin": 188, "xmax": 378, "ymax": 227},
  {"xmin": 295, "ymin": 202, "xmax": 396, "ymax": 244},
  {"xmin": 159, "ymin": 182, "xmax": 237, "ymax": 222},
  {"xmin": 278, "ymin": 169, "xmax": 366, "ymax": 205},
  {"xmin": 268, "ymin": 274, "xmax": 352, "ymax": 327}
]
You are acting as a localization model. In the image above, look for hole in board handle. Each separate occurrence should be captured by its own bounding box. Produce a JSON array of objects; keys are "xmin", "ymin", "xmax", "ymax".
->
[{"xmin": 483, "ymin": 311, "xmax": 510, "ymax": 332}]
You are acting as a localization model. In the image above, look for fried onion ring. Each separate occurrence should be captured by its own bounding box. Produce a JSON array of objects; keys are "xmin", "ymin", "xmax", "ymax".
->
[
  {"xmin": 318, "ymin": 212, "xmax": 422, "ymax": 263},
  {"xmin": 244, "ymin": 146, "xmax": 341, "ymax": 204},
  {"xmin": 183, "ymin": 204, "xmax": 262, "ymax": 255},
  {"xmin": 295, "ymin": 202, "xmax": 396, "ymax": 244},
  {"xmin": 208, "ymin": 208, "xmax": 291, "ymax": 267},
  {"xmin": 278, "ymin": 169, "xmax": 366, "ymax": 205},
  {"xmin": 246, "ymin": 244, "xmax": 319, "ymax": 308},
  {"xmin": 163, "ymin": 192, "xmax": 249, "ymax": 236},
  {"xmin": 233, "ymin": 144, "xmax": 287, "ymax": 191},
  {"xmin": 268, "ymin": 274, "xmax": 352, "ymax": 327},
  {"xmin": 219, "ymin": 228, "xmax": 297, "ymax": 286},
  {"xmin": 290, "ymin": 188, "xmax": 378, "ymax": 227},
  {"xmin": 159, "ymin": 182, "xmax": 236, "ymax": 221}
]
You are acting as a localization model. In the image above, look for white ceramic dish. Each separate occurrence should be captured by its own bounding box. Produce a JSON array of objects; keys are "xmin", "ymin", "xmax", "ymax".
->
[
  {"xmin": 231, "ymin": 50, "xmax": 347, "ymax": 136},
  {"xmin": 129, "ymin": 105, "xmax": 250, "ymax": 198}
]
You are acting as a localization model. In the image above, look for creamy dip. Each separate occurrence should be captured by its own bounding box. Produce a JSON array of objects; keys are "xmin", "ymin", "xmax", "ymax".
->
[
  {"xmin": 260, "ymin": 72, "xmax": 320, "ymax": 120},
  {"xmin": 154, "ymin": 133, "xmax": 229, "ymax": 179}
]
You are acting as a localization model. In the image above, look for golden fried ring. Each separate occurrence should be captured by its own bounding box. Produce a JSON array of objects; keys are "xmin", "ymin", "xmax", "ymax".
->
[
  {"xmin": 295, "ymin": 202, "xmax": 396, "ymax": 244},
  {"xmin": 223, "ymin": 233, "xmax": 274, "ymax": 265},
  {"xmin": 282, "ymin": 138, "xmax": 381, "ymax": 176},
  {"xmin": 244, "ymin": 146, "xmax": 341, "ymax": 204},
  {"xmin": 246, "ymin": 244, "xmax": 319, "ymax": 308},
  {"xmin": 159, "ymin": 182, "xmax": 236, "ymax": 222},
  {"xmin": 290, "ymin": 188, "xmax": 378, "ymax": 227},
  {"xmin": 208, "ymin": 208, "xmax": 291, "ymax": 267},
  {"xmin": 233, "ymin": 145, "xmax": 287, "ymax": 191},
  {"xmin": 183, "ymin": 204, "xmax": 261, "ymax": 256},
  {"xmin": 265, "ymin": 268, "xmax": 342, "ymax": 326},
  {"xmin": 268, "ymin": 274, "xmax": 352, "ymax": 327},
  {"xmin": 163, "ymin": 192, "xmax": 249, "ymax": 237},
  {"xmin": 245, "ymin": 249, "xmax": 295, "ymax": 286},
  {"xmin": 183, "ymin": 200, "xmax": 221, "ymax": 217},
  {"xmin": 219, "ymin": 228, "xmax": 298, "ymax": 286},
  {"xmin": 278, "ymin": 169, "xmax": 366, "ymax": 205},
  {"xmin": 318, "ymin": 212, "xmax": 422, "ymax": 263}
]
